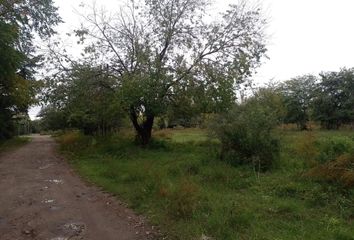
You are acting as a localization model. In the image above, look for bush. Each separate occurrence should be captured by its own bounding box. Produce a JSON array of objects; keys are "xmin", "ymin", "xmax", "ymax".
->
[
  {"xmin": 167, "ymin": 179, "xmax": 200, "ymax": 219},
  {"xmin": 210, "ymin": 94, "xmax": 282, "ymax": 171},
  {"xmin": 316, "ymin": 136, "xmax": 354, "ymax": 163},
  {"xmin": 294, "ymin": 132, "xmax": 319, "ymax": 167},
  {"xmin": 58, "ymin": 131, "xmax": 93, "ymax": 151},
  {"xmin": 307, "ymin": 153, "xmax": 354, "ymax": 188}
]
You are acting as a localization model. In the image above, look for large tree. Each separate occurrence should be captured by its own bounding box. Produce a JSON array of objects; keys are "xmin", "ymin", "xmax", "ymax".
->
[
  {"xmin": 280, "ymin": 75, "xmax": 317, "ymax": 130},
  {"xmin": 73, "ymin": 0, "xmax": 267, "ymax": 145},
  {"xmin": 0, "ymin": 0, "xmax": 61, "ymax": 139},
  {"xmin": 42, "ymin": 64, "xmax": 124, "ymax": 135},
  {"xmin": 313, "ymin": 68, "xmax": 354, "ymax": 129},
  {"xmin": 0, "ymin": 21, "xmax": 24, "ymax": 138}
]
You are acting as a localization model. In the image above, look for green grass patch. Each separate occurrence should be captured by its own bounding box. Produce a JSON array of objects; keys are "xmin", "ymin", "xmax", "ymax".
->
[
  {"xmin": 58, "ymin": 129, "xmax": 354, "ymax": 240},
  {"xmin": 0, "ymin": 136, "xmax": 30, "ymax": 153}
]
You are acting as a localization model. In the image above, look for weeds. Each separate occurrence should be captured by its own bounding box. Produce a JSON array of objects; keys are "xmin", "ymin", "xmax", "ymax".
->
[
  {"xmin": 167, "ymin": 179, "xmax": 200, "ymax": 219},
  {"xmin": 0, "ymin": 137, "xmax": 30, "ymax": 153},
  {"xmin": 57, "ymin": 131, "xmax": 93, "ymax": 151},
  {"xmin": 307, "ymin": 153, "xmax": 354, "ymax": 188},
  {"xmin": 58, "ymin": 129, "xmax": 354, "ymax": 240},
  {"xmin": 294, "ymin": 131, "xmax": 319, "ymax": 167}
]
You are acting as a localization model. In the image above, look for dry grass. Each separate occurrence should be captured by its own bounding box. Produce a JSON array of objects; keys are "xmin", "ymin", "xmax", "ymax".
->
[
  {"xmin": 167, "ymin": 179, "xmax": 200, "ymax": 219},
  {"xmin": 58, "ymin": 131, "xmax": 92, "ymax": 151},
  {"xmin": 307, "ymin": 154, "xmax": 354, "ymax": 188},
  {"xmin": 293, "ymin": 131, "xmax": 319, "ymax": 167}
]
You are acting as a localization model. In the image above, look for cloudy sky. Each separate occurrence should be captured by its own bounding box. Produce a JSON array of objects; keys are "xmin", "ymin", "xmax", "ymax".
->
[{"xmin": 29, "ymin": 0, "xmax": 354, "ymax": 119}]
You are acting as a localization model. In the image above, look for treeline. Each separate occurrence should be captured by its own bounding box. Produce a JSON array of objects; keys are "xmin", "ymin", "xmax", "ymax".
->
[
  {"xmin": 280, "ymin": 69, "xmax": 354, "ymax": 130},
  {"xmin": 40, "ymin": 66, "xmax": 354, "ymax": 135},
  {"xmin": 39, "ymin": 65, "xmax": 354, "ymax": 171},
  {"xmin": 0, "ymin": 0, "xmax": 61, "ymax": 140},
  {"xmin": 210, "ymin": 68, "xmax": 354, "ymax": 170},
  {"xmin": 40, "ymin": 65, "xmax": 124, "ymax": 135}
]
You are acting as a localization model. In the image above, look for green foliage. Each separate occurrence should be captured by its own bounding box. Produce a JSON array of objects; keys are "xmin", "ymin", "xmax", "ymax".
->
[
  {"xmin": 65, "ymin": 65, "xmax": 124, "ymax": 135},
  {"xmin": 29, "ymin": 119, "xmax": 43, "ymax": 133},
  {"xmin": 0, "ymin": 0, "xmax": 61, "ymax": 39},
  {"xmin": 307, "ymin": 153, "xmax": 354, "ymax": 188},
  {"xmin": 38, "ymin": 106, "xmax": 67, "ymax": 131},
  {"xmin": 69, "ymin": 0, "xmax": 268, "ymax": 145},
  {"xmin": 166, "ymin": 179, "xmax": 200, "ymax": 219},
  {"xmin": 293, "ymin": 132, "xmax": 319, "ymax": 167},
  {"xmin": 0, "ymin": 0, "xmax": 61, "ymax": 139},
  {"xmin": 0, "ymin": 136, "xmax": 30, "ymax": 153},
  {"xmin": 279, "ymin": 68, "xmax": 354, "ymax": 130},
  {"xmin": 281, "ymin": 75, "xmax": 317, "ymax": 130},
  {"xmin": 292, "ymin": 132, "xmax": 354, "ymax": 167},
  {"xmin": 313, "ymin": 68, "xmax": 354, "ymax": 129},
  {"xmin": 59, "ymin": 129, "xmax": 354, "ymax": 240},
  {"xmin": 0, "ymin": 21, "xmax": 25, "ymax": 139},
  {"xmin": 308, "ymin": 136, "xmax": 354, "ymax": 188},
  {"xmin": 211, "ymin": 89, "xmax": 283, "ymax": 171},
  {"xmin": 42, "ymin": 65, "xmax": 125, "ymax": 135},
  {"xmin": 57, "ymin": 131, "xmax": 93, "ymax": 152},
  {"xmin": 316, "ymin": 136, "xmax": 354, "ymax": 163}
]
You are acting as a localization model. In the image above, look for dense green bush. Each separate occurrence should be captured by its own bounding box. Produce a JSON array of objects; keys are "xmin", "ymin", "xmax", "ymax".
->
[
  {"xmin": 316, "ymin": 136, "xmax": 354, "ymax": 163},
  {"xmin": 57, "ymin": 131, "xmax": 93, "ymax": 151},
  {"xmin": 166, "ymin": 179, "xmax": 200, "ymax": 219},
  {"xmin": 307, "ymin": 153, "xmax": 354, "ymax": 188},
  {"xmin": 300, "ymin": 135, "xmax": 354, "ymax": 188},
  {"xmin": 211, "ymin": 91, "xmax": 283, "ymax": 171}
]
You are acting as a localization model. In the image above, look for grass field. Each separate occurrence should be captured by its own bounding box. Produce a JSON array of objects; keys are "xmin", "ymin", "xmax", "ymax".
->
[
  {"xmin": 0, "ymin": 136, "xmax": 30, "ymax": 153},
  {"xmin": 59, "ymin": 129, "xmax": 354, "ymax": 240}
]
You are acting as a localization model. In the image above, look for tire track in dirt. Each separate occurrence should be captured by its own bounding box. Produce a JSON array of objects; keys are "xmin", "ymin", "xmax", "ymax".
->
[{"xmin": 0, "ymin": 135, "xmax": 157, "ymax": 240}]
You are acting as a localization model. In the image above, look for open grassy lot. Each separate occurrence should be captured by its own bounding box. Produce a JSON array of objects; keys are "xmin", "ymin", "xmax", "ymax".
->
[
  {"xmin": 59, "ymin": 129, "xmax": 354, "ymax": 240},
  {"xmin": 0, "ymin": 136, "xmax": 30, "ymax": 153}
]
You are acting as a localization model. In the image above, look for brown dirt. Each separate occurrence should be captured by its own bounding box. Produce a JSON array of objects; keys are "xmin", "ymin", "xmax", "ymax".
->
[{"xmin": 0, "ymin": 135, "xmax": 157, "ymax": 240}]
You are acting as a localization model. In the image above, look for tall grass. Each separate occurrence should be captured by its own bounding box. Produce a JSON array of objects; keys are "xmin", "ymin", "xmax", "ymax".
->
[
  {"xmin": 58, "ymin": 129, "xmax": 354, "ymax": 240},
  {"xmin": 0, "ymin": 137, "xmax": 30, "ymax": 153}
]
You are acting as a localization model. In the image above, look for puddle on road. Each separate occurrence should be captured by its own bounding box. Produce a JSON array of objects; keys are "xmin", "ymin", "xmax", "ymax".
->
[
  {"xmin": 45, "ymin": 179, "xmax": 63, "ymax": 184},
  {"xmin": 40, "ymin": 186, "xmax": 49, "ymax": 191},
  {"xmin": 50, "ymin": 206, "xmax": 61, "ymax": 211},
  {"xmin": 54, "ymin": 222, "xmax": 86, "ymax": 239},
  {"xmin": 0, "ymin": 216, "xmax": 6, "ymax": 226},
  {"xmin": 64, "ymin": 222, "xmax": 86, "ymax": 233},
  {"xmin": 39, "ymin": 164, "xmax": 54, "ymax": 170}
]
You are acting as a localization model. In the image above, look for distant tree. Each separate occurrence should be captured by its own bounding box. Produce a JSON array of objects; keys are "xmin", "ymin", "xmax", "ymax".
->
[
  {"xmin": 0, "ymin": 0, "xmax": 61, "ymax": 139},
  {"xmin": 164, "ymin": 74, "xmax": 236, "ymax": 127},
  {"xmin": 252, "ymin": 86, "xmax": 286, "ymax": 123},
  {"xmin": 73, "ymin": 0, "xmax": 267, "ymax": 145},
  {"xmin": 38, "ymin": 106, "xmax": 67, "ymax": 131},
  {"xmin": 280, "ymin": 75, "xmax": 317, "ymax": 130},
  {"xmin": 43, "ymin": 64, "xmax": 124, "ymax": 135},
  {"xmin": 30, "ymin": 119, "xmax": 43, "ymax": 134},
  {"xmin": 313, "ymin": 68, "xmax": 354, "ymax": 129}
]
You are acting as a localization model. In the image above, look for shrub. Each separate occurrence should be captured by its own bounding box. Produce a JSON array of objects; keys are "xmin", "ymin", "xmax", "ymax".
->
[
  {"xmin": 210, "ymin": 95, "xmax": 282, "ymax": 171},
  {"xmin": 294, "ymin": 132, "xmax": 319, "ymax": 167},
  {"xmin": 167, "ymin": 179, "xmax": 200, "ymax": 219},
  {"xmin": 316, "ymin": 136, "xmax": 354, "ymax": 163},
  {"xmin": 307, "ymin": 153, "xmax": 354, "ymax": 188},
  {"xmin": 58, "ymin": 131, "xmax": 93, "ymax": 151}
]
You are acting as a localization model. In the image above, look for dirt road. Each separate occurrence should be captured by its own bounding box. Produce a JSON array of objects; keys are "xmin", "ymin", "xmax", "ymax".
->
[{"xmin": 0, "ymin": 135, "xmax": 156, "ymax": 240}]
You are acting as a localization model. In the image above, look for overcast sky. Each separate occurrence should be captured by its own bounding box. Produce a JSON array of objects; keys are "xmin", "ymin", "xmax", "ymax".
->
[{"xmin": 29, "ymin": 0, "xmax": 354, "ymax": 119}]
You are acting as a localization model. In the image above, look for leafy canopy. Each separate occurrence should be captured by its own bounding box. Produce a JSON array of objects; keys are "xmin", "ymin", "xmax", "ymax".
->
[
  {"xmin": 0, "ymin": 0, "xmax": 61, "ymax": 139},
  {"xmin": 70, "ymin": 0, "xmax": 267, "ymax": 144}
]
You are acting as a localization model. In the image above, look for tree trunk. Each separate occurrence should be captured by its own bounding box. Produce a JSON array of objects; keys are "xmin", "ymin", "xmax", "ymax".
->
[{"xmin": 129, "ymin": 108, "xmax": 154, "ymax": 146}]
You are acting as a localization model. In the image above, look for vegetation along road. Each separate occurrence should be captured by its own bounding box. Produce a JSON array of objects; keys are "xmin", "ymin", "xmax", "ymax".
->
[{"xmin": 0, "ymin": 135, "xmax": 156, "ymax": 240}]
